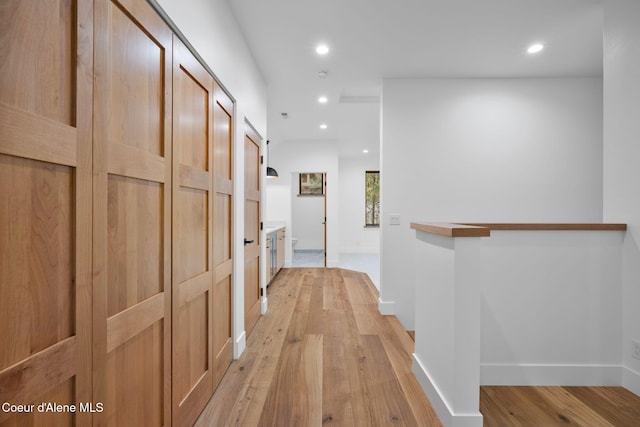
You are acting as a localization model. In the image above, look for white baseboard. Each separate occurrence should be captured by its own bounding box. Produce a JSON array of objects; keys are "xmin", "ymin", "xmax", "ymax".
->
[
  {"xmin": 234, "ymin": 331, "xmax": 246, "ymax": 359},
  {"xmin": 623, "ymin": 366, "xmax": 640, "ymax": 396},
  {"xmin": 378, "ymin": 297, "xmax": 395, "ymax": 315},
  {"xmin": 327, "ymin": 259, "xmax": 340, "ymax": 268},
  {"xmin": 261, "ymin": 296, "xmax": 268, "ymax": 314},
  {"xmin": 480, "ymin": 363, "xmax": 623, "ymax": 386},
  {"xmin": 413, "ymin": 354, "xmax": 483, "ymax": 427}
]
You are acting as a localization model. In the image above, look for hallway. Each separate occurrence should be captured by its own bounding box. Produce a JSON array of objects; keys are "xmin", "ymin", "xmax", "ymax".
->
[
  {"xmin": 194, "ymin": 267, "xmax": 441, "ymax": 426},
  {"xmin": 291, "ymin": 252, "xmax": 381, "ymax": 289},
  {"xmin": 194, "ymin": 267, "xmax": 640, "ymax": 426}
]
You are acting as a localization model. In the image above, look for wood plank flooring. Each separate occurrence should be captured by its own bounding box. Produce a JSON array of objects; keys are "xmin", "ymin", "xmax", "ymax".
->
[
  {"xmin": 194, "ymin": 268, "xmax": 442, "ymax": 426},
  {"xmin": 194, "ymin": 267, "xmax": 640, "ymax": 427},
  {"xmin": 481, "ymin": 386, "xmax": 640, "ymax": 427}
]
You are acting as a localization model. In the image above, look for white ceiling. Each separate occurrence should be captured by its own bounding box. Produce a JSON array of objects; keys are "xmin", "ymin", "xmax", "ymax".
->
[{"xmin": 227, "ymin": 0, "xmax": 603, "ymax": 159}]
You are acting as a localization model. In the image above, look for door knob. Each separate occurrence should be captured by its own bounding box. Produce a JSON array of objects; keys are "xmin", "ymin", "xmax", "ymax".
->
[{"xmin": 244, "ymin": 238, "xmax": 254, "ymax": 246}]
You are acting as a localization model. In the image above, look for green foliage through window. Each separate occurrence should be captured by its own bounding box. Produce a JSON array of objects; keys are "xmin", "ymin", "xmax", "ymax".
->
[
  {"xmin": 365, "ymin": 171, "xmax": 380, "ymax": 226},
  {"xmin": 299, "ymin": 173, "xmax": 324, "ymax": 195}
]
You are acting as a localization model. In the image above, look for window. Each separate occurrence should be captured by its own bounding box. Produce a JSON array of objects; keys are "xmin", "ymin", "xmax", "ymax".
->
[
  {"xmin": 365, "ymin": 171, "xmax": 380, "ymax": 226},
  {"xmin": 299, "ymin": 172, "xmax": 324, "ymax": 195}
]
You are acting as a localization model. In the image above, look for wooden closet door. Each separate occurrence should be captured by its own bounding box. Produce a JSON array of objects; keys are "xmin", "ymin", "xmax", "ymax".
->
[
  {"xmin": 0, "ymin": 0, "xmax": 93, "ymax": 426},
  {"xmin": 93, "ymin": 0, "xmax": 172, "ymax": 425},
  {"xmin": 212, "ymin": 85, "xmax": 234, "ymax": 389},
  {"xmin": 244, "ymin": 128, "xmax": 262, "ymax": 336},
  {"xmin": 171, "ymin": 37, "xmax": 215, "ymax": 426}
]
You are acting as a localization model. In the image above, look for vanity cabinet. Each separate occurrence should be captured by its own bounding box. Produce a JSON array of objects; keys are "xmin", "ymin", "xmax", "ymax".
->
[
  {"xmin": 266, "ymin": 226, "xmax": 285, "ymax": 284},
  {"xmin": 276, "ymin": 229, "xmax": 285, "ymax": 271},
  {"xmin": 265, "ymin": 234, "xmax": 272, "ymax": 282}
]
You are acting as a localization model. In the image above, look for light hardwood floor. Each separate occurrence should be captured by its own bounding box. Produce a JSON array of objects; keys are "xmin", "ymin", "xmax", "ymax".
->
[
  {"xmin": 481, "ymin": 386, "xmax": 640, "ymax": 427},
  {"xmin": 195, "ymin": 267, "xmax": 442, "ymax": 426},
  {"xmin": 195, "ymin": 267, "xmax": 640, "ymax": 427}
]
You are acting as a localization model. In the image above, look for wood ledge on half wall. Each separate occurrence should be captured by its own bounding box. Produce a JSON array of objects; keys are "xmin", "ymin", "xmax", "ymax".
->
[{"xmin": 409, "ymin": 222, "xmax": 628, "ymax": 238}]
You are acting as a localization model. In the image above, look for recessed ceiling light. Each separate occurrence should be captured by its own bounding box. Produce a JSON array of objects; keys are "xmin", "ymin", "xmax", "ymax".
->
[
  {"xmin": 316, "ymin": 44, "xmax": 329, "ymax": 55},
  {"xmin": 318, "ymin": 96, "xmax": 328, "ymax": 104},
  {"xmin": 527, "ymin": 43, "xmax": 544, "ymax": 54},
  {"xmin": 320, "ymin": 124, "xmax": 327, "ymax": 129},
  {"xmin": 363, "ymin": 149, "xmax": 369, "ymax": 154}
]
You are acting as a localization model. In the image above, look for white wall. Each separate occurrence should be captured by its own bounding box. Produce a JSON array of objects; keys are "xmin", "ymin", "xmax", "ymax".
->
[
  {"xmin": 339, "ymin": 157, "xmax": 381, "ymax": 253},
  {"xmin": 153, "ymin": 0, "xmax": 267, "ymax": 357},
  {"xmin": 412, "ymin": 227, "xmax": 625, "ymax": 424},
  {"xmin": 382, "ymin": 77, "xmax": 604, "ymax": 329},
  {"xmin": 292, "ymin": 178, "xmax": 325, "ymax": 250},
  {"xmin": 266, "ymin": 141, "xmax": 340, "ymax": 266},
  {"xmin": 154, "ymin": 0, "xmax": 267, "ymax": 135},
  {"xmin": 603, "ymin": 0, "xmax": 640, "ymax": 395},
  {"xmin": 413, "ymin": 233, "xmax": 483, "ymax": 426},
  {"xmin": 480, "ymin": 230, "xmax": 623, "ymax": 385}
]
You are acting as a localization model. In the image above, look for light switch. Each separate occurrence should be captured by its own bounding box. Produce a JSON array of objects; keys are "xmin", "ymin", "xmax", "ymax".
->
[{"xmin": 390, "ymin": 214, "xmax": 401, "ymax": 225}]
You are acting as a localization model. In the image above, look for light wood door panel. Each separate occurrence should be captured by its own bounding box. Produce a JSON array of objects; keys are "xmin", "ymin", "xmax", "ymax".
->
[
  {"xmin": 212, "ymin": 85, "xmax": 234, "ymax": 388},
  {"xmin": 93, "ymin": 0, "xmax": 172, "ymax": 425},
  {"xmin": 0, "ymin": 0, "xmax": 93, "ymax": 425},
  {"xmin": 171, "ymin": 37, "xmax": 215, "ymax": 427},
  {"xmin": 2, "ymin": 2, "xmax": 241, "ymax": 426},
  {"xmin": 244, "ymin": 128, "xmax": 261, "ymax": 336},
  {"xmin": 0, "ymin": 0, "xmax": 76, "ymax": 125}
]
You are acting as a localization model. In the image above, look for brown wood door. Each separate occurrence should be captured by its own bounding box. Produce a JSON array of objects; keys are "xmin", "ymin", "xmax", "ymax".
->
[
  {"xmin": 171, "ymin": 37, "xmax": 215, "ymax": 426},
  {"xmin": 212, "ymin": 84, "xmax": 234, "ymax": 388},
  {"xmin": 244, "ymin": 128, "xmax": 262, "ymax": 336},
  {"xmin": 93, "ymin": 0, "xmax": 172, "ymax": 424},
  {"xmin": 0, "ymin": 0, "xmax": 93, "ymax": 425}
]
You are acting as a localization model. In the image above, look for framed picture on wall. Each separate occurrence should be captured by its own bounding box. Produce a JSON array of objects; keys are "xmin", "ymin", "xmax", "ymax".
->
[{"xmin": 299, "ymin": 172, "xmax": 324, "ymax": 195}]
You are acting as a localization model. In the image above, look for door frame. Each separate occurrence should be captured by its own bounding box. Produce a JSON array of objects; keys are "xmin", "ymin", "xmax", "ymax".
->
[
  {"xmin": 323, "ymin": 172, "xmax": 327, "ymax": 267},
  {"xmin": 291, "ymin": 171, "xmax": 328, "ymax": 268}
]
